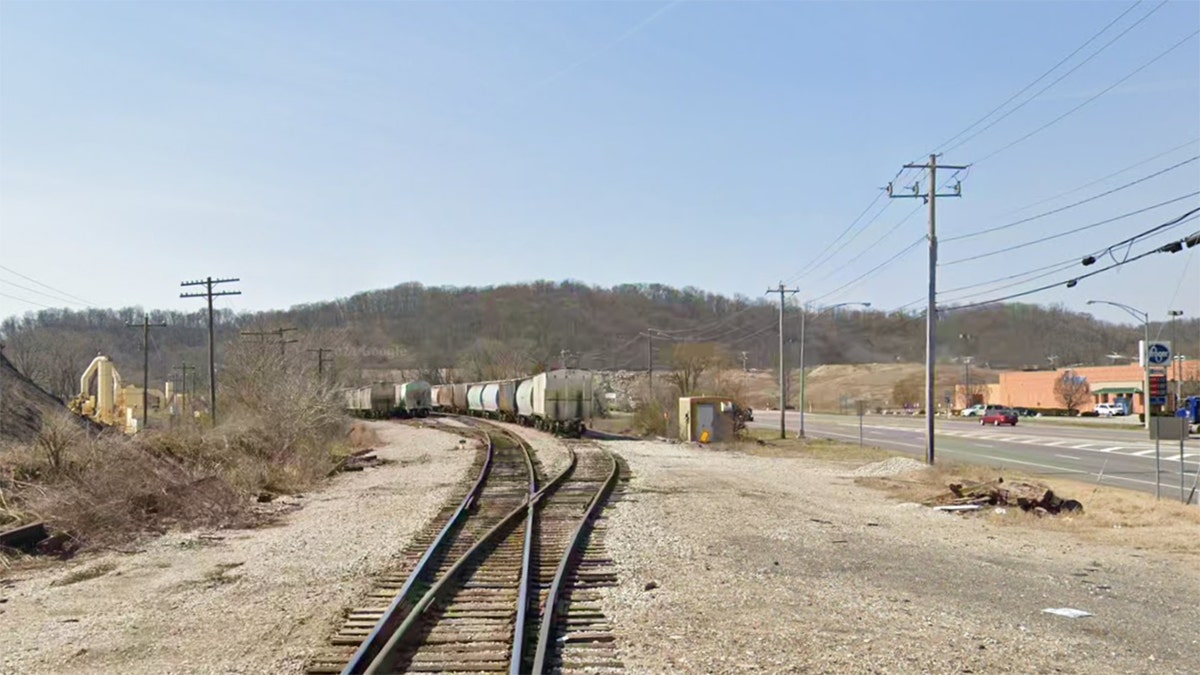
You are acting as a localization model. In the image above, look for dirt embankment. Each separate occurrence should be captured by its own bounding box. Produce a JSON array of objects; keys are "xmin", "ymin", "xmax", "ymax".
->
[{"xmin": 0, "ymin": 422, "xmax": 474, "ymax": 675}]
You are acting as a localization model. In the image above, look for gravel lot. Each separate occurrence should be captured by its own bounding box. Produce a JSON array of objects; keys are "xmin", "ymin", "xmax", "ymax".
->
[
  {"xmin": 496, "ymin": 420, "xmax": 572, "ymax": 479},
  {"xmin": 598, "ymin": 439, "xmax": 1200, "ymax": 674},
  {"xmin": 0, "ymin": 422, "xmax": 474, "ymax": 675}
]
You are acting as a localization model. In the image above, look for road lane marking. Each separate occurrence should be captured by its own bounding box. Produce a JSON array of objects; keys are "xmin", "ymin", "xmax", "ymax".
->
[
  {"xmin": 1054, "ymin": 454, "xmax": 1081, "ymax": 461},
  {"xmin": 1099, "ymin": 447, "xmax": 1122, "ymax": 452},
  {"xmin": 1132, "ymin": 449, "xmax": 1158, "ymax": 456},
  {"xmin": 1072, "ymin": 444, "xmax": 1097, "ymax": 449}
]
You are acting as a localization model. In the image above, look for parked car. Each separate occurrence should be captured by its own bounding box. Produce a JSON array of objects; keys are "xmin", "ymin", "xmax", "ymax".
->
[
  {"xmin": 1012, "ymin": 407, "xmax": 1038, "ymax": 417},
  {"xmin": 962, "ymin": 404, "xmax": 1004, "ymax": 417},
  {"xmin": 980, "ymin": 408, "xmax": 1019, "ymax": 426},
  {"xmin": 1094, "ymin": 403, "xmax": 1125, "ymax": 417}
]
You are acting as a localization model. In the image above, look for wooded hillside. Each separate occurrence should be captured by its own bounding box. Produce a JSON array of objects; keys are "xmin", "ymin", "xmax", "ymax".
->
[{"xmin": 2, "ymin": 280, "xmax": 1194, "ymax": 401}]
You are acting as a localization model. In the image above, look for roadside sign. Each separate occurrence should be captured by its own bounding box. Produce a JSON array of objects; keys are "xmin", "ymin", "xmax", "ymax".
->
[
  {"xmin": 1150, "ymin": 396, "xmax": 1168, "ymax": 406},
  {"xmin": 1142, "ymin": 341, "xmax": 1172, "ymax": 366}
]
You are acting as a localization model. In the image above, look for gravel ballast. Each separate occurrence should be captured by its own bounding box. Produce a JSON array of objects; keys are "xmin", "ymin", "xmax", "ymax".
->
[
  {"xmin": 597, "ymin": 439, "xmax": 1199, "ymax": 674},
  {"xmin": 0, "ymin": 422, "xmax": 474, "ymax": 675}
]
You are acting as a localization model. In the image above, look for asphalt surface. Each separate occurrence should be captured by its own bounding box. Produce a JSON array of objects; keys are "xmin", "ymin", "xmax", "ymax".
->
[{"xmin": 751, "ymin": 411, "xmax": 1199, "ymax": 503}]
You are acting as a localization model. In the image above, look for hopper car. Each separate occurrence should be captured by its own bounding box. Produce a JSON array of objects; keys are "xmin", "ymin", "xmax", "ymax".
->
[{"xmin": 352, "ymin": 369, "xmax": 597, "ymax": 437}]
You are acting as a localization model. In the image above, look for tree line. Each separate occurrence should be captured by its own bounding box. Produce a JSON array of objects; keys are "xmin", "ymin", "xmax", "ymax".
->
[{"xmin": 2, "ymin": 280, "xmax": 1193, "ymax": 402}]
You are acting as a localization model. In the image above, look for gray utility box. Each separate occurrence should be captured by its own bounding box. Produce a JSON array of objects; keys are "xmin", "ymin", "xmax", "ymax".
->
[{"xmin": 1149, "ymin": 416, "xmax": 1188, "ymax": 441}]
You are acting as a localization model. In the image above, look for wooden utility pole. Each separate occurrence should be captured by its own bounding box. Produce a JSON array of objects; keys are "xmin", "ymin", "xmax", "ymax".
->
[
  {"xmin": 766, "ymin": 283, "xmax": 799, "ymax": 439},
  {"xmin": 307, "ymin": 348, "xmax": 333, "ymax": 377},
  {"xmin": 174, "ymin": 361, "xmax": 196, "ymax": 418},
  {"xmin": 126, "ymin": 315, "xmax": 167, "ymax": 432},
  {"xmin": 181, "ymin": 276, "xmax": 241, "ymax": 425},
  {"xmin": 241, "ymin": 327, "xmax": 297, "ymax": 356},
  {"xmin": 889, "ymin": 154, "xmax": 966, "ymax": 464}
]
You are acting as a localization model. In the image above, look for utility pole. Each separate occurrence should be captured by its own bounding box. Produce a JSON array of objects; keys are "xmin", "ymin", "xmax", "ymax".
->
[
  {"xmin": 308, "ymin": 348, "xmax": 332, "ymax": 378},
  {"xmin": 181, "ymin": 276, "xmax": 241, "ymax": 426},
  {"xmin": 241, "ymin": 327, "xmax": 298, "ymax": 356},
  {"xmin": 739, "ymin": 351, "xmax": 749, "ymax": 372},
  {"xmin": 640, "ymin": 331, "xmax": 656, "ymax": 402},
  {"xmin": 890, "ymin": 154, "xmax": 966, "ymax": 464},
  {"xmin": 1168, "ymin": 310, "xmax": 1183, "ymax": 403},
  {"xmin": 126, "ymin": 315, "xmax": 167, "ymax": 432},
  {"xmin": 174, "ymin": 362, "xmax": 196, "ymax": 419},
  {"xmin": 766, "ymin": 283, "xmax": 799, "ymax": 439}
]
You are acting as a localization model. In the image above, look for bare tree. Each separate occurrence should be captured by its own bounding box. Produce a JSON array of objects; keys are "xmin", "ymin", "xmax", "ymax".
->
[
  {"xmin": 1054, "ymin": 370, "xmax": 1091, "ymax": 416},
  {"xmin": 664, "ymin": 342, "xmax": 724, "ymax": 397},
  {"xmin": 892, "ymin": 373, "xmax": 922, "ymax": 408}
]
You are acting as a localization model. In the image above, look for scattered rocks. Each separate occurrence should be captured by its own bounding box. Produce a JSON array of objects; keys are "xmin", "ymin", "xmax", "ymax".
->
[
  {"xmin": 851, "ymin": 457, "xmax": 929, "ymax": 477},
  {"xmin": 643, "ymin": 580, "xmax": 659, "ymax": 591}
]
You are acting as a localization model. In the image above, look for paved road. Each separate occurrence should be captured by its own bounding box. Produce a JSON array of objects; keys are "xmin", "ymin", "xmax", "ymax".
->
[{"xmin": 751, "ymin": 411, "xmax": 1199, "ymax": 503}]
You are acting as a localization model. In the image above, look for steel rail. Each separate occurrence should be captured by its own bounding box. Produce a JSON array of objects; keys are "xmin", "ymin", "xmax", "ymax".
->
[
  {"xmin": 531, "ymin": 450, "xmax": 620, "ymax": 675},
  {"xmin": 509, "ymin": 428, "xmax": 539, "ymax": 675},
  {"xmin": 363, "ymin": 422, "xmax": 576, "ymax": 674},
  {"xmin": 340, "ymin": 427, "xmax": 495, "ymax": 675}
]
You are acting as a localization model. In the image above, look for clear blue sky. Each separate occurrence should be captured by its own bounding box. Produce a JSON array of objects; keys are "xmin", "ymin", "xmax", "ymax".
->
[{"xmin": 2, "ymin": 0, "xmax": 1197, "ymax": 329}]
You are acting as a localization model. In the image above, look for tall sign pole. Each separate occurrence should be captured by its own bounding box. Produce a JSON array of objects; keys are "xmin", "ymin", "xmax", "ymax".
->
[{"xmin": 889, "ymin": 154, "xmax": 967, "ymax": 464}]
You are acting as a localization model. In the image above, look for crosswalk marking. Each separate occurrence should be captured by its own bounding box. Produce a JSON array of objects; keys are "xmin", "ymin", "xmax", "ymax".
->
[{"xmin": 1131, "ymin": 449, "xmax": 1158, "ymax": 457}]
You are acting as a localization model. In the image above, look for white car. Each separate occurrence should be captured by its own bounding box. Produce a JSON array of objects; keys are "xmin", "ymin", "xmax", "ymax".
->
[
  {"xmin": 961, "ymin": 404, "xmax": 1003, "ymax": 417},
  {"xmin": 1094, "ymin": 403, "xmax": 1125, "ymax": 417}
]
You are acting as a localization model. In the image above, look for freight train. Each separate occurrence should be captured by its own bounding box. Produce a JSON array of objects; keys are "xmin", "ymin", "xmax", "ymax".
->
[
  {"xmin": 345, "ymin": 381, "xmax": 432, "ymax": 419},
  {"xmin": 346, "ymin": 368, "xmax": 596, "ymax": 437}
]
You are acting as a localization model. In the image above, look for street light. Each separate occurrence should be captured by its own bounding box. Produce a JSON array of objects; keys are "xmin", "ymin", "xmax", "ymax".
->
[
  {"xmin": 798, "ymin": 301, "xmax": 871, "ymax": 438},
  {"xmin": 1087, "ymin": 300, "xmax": 1150, "ymax": 431}
]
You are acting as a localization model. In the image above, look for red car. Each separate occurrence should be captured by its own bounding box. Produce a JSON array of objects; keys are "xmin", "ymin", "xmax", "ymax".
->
[{"xmin": 981, "ymin": 408, "xmax": 1018, "ymax": 426}]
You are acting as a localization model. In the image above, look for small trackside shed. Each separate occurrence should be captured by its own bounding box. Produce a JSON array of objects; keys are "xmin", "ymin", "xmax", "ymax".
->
[{"xmin": 678, "ymin": 396, "xmax": 738, "ymax": 443}]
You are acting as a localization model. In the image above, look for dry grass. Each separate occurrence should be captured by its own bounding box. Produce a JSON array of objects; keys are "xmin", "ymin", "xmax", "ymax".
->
[
  {"xmin": 50, "ymin": 561, "xmax": 117, "ymax": 587},
  {"xmin": 0, "ymin": 344, "xmax": 349, "ymax": 554},
  {"xmin": 856, "ymin": 460, "xmax": 1200, "ymax": 557},
  {"xmin": 735, "ymin": 427, "xmax": 896, "ymax": 462},
  {"xmin": 588, "ymin": 412, "xmax": 636, "ymax": 437}
]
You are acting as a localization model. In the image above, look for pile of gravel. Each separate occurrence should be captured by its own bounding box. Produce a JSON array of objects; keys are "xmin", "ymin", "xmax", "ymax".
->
[{"xmin": 850, "ymin": 456, "xmax": 929, "ymax": 477}]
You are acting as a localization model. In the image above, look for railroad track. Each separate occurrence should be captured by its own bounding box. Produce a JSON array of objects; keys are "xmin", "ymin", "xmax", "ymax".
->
[
  {"xmin": 526, "ymin": 440, "xmax": 623, "ymax": 674},
  {"xmin": 308, "ymin": 417, "xmax": 621, "ymax": 675}
]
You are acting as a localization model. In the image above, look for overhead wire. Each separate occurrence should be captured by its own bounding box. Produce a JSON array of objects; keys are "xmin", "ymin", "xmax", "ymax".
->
[
  {"xmin": 940, "ymin": 194, "xmax": 1200, "ymax": 266},
  {"xmin": 940, "ymin": 229, "xmax": 1197, "ymax": 311},
  {"xmin": 0, "ymin": 264, "xmax": 95, "ymax": 306},
  {"xmin": 782, "ymin": 165, "xmax": 925, "ymax": 286},
  {"xmin": 943, "ymin": 154, "xmax": 1199, "ymax": 242},
  {"xmin": 808, "ymin": 236, "xmax": 926, "ymax": 305},
  {"xmin": 970, "ymin": 28, "xmax": 1200, "ymax": 165},
  {"xmin": 0, "ymin": 291, "xmax": 54, "ymax": 309},
  {"xmin": 998, "ymin": 137, "xmax": 1199, "ymax": 217},
  {"xmin": 0, "ymin": 277, "xmax": 90, "ymax": 307},
  {"xmin": 939, "ymin": 0, "xmax": 1166, "ymax": 156}
]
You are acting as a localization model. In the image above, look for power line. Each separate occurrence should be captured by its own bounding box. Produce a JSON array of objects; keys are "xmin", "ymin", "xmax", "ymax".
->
[
  {"xmin": 971, "ymin": 28, "xmax": 1200, "ymax": 165},
  {"xmin": 999, "ymin": 137, "xmax": 1199, "ymax": 217},
  {"xmin": 0, "ymin": 290, "xmax": 53, "ymax": 309},
  {"xmin": 0, "ymin": 277, "xmax": 90, "ymax": 307},
  {"xmin": 941, "ymin": 193, "xmax": 1200, "ymax": 266},
  {"xmin": 929, "ymin": 208, "xmax": 1200, "ymax": 304},
  {"xmin": 783, "ymin": 165, "xmax": 925, "ymax": 286},
  {"xmin": 941, "ymin": 230, "xmax": 1197, "ymax": 311},
  {"xmin": 944, "ymin": 154, "xmax": 1199, "ymax": 242},
  {"xmin": 0, "ymin": 264, "xmax": 94, "ymax": 306},
  {"xmin": 811, "ymin": 236, "xmax": 926, "ymax": 305},
  {"xmin": 807, "ymin": 203, "xmax": 926, "ymax": 288},
  {"xmin": 939, "ymin": 0, "xmax": 1165, "ymax": 156}
]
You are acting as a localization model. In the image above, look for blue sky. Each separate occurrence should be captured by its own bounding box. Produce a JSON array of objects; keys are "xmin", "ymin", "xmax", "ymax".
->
[{"xmin": 1, "ymin": 0, "xmax": 1197, "ymax": 328}]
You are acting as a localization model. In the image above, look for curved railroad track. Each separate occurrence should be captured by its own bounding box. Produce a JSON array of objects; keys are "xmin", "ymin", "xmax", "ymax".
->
[{"xmin": 309, "ymin": 416, "xmax": 622, "ymax": 675}]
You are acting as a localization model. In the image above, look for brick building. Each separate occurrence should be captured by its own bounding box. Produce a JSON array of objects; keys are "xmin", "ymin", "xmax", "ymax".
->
[{"xmin": 954, "ymin": 359, "xmax": 1199, "ymax": 414}]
